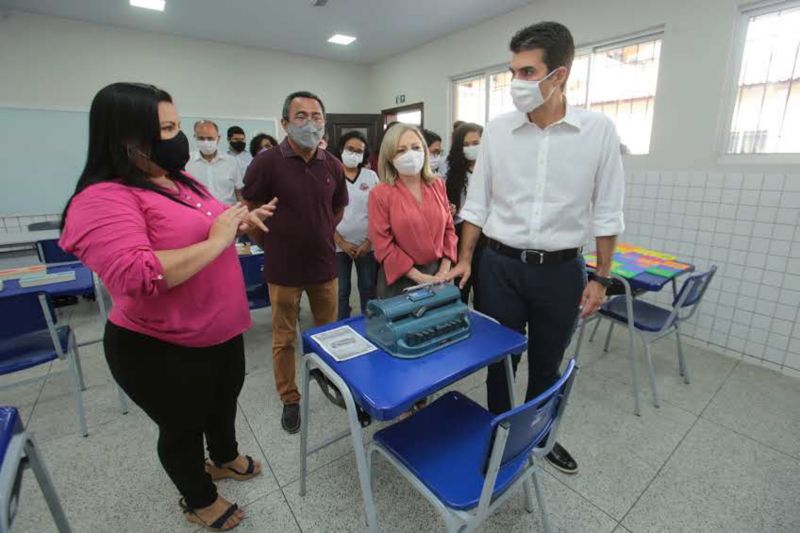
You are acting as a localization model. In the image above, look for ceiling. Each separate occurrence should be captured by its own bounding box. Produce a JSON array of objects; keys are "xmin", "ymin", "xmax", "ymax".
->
[{"xmin": 0, "ymin": 0, "xmax": 535, "ymax": 64}]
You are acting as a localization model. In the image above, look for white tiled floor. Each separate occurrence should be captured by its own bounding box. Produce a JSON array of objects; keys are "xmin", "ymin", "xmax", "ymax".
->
[{"xmin": 5, "ymin": 295, "xmax": 800, "ymax": 532}]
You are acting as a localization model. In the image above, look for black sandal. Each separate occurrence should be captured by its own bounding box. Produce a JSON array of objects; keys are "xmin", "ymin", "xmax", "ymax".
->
[
  {"xmin": 205, "ymin": 455, "xmax": 261, "ymax": 481},
  {"xmin": 179, "ymin": 497, "xmax": 240, "ymax": 531}
]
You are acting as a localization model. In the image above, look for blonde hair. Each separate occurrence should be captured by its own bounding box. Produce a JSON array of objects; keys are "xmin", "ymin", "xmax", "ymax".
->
[{"xmin": 378, "ymin": 124, "xmax": 436, "ymax": 185}]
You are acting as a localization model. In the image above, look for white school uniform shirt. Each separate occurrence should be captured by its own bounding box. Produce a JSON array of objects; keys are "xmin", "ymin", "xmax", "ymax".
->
[
  {"xmin": 185, "ymin": 151, "xmax": 244, "ymax": 206},
  {"xmin": 336, "ymin": 168, "xmax": 380, "ymax": 250},
  {"xmin": 459, "ymin": 106, "xmax": 625, "ymax": 251},
  {"xmin": 228, "ymin": 148, "xmax": 253, "ymax": 170}
]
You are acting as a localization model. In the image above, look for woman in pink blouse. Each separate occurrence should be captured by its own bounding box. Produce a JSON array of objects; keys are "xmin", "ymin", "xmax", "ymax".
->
[
  {"xmin": 60, "ymin": 83, "xmax": 275, "ymax": 532},
  {"xmin": 368, "ymin": 124, "xmax": 458, "ymax": 297}
]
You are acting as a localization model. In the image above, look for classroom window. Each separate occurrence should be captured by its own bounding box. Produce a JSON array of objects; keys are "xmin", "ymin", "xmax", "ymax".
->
[
  {"xmin": 566, "ymin": 33, "xmax": 663, "ymax": 155},
  {"xmin": 453, "ymin": 75, "xmax": 486, "ymax": 125},
  {"xmin": 727, "ymin": 2, "xmax": 800, "ymax": 154}
]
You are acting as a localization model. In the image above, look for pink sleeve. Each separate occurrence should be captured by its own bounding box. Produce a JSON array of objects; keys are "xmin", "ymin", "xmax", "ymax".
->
[
  {"xmin": 435, "ymin": 178, "xmax": 458, "ymax": 263},
  {"xmin": 368, "ymin": 186, "xmax": 415, "ymax": 285},
  {"xmin": 59, "ymin": 185, "xmax": 169, "ymax": 299}
]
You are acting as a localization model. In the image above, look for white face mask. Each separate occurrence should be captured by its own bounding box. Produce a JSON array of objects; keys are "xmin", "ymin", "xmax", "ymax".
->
[
  {"xmin": 510, "ymin": 69, "xmax": 558, "ymax": 113},
  {"xmin": 342, "ymin": 149, "xmax": 364, "ymax": 169},
  {"xmin": 429, "ymin": 154, "xmax": 443, "ymax": 171},
  {"xmin": 197, "ymin": 139, "xmax": 218, "ymax": 156},
  {"xmin": 393, "ymin": 149, "xmax": 425, "ymax": 176},
  {"xmin": 463, "ymin": 145, "xmax": 480, "ymax": 161}
]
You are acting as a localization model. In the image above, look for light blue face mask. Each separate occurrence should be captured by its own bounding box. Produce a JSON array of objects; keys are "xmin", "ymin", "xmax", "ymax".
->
[{"xmin": 287, "ymin": 121, "xmax": 325, "ymax": 150}]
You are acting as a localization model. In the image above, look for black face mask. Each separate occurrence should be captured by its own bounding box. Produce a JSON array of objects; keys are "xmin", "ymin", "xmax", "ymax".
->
[
  {"xmin": 230, "ymin": 140, "xmax": 246, "ymax": 153},
  {"xmin": 151, "ymin": 130, "xmax": 190, "ymax": 173}
]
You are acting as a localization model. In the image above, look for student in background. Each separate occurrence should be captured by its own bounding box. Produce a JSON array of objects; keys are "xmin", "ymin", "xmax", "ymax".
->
[
  {"xmin": 422, "ymin": 129, "xmax": 445, "ymax": 177},
  {"xmin": 242, "ymin": 91, "xmax": 347, "ymax": 434},
  {"xmin": 186, "ymin": 120, "xmax": 244, "ymax": 205},
  {"xmin": 60, "ymin": 82, "xmax": 276, "ymax": 531},
  {"xmin": 249, "ymin": 133, "xmax": 278, "ymax": 158},
  {"xmin": 368, "ymin": 124, "xmax": 457, "ymax": 297},
  {"xmin": 334, "ymin": 131, "xmax": 379, "ymax": 320},
  {"xmin": 445, "ymin": 122, "xmax": 484, "ymax": 306},
  {"xmin": 227, "ymin": 126, "xmax": 253, "ymax": 169}
]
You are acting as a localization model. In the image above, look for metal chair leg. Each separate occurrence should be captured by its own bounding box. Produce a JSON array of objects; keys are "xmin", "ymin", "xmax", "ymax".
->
[
  {"xmin": 675, "ymin": 328, "xmax": 690, "ymax": 384},
  {"xmin": 25, "ymin": 437, "xmax": 73, "ymax": 533},
  {"xmin": 643, "ymin": 341, "xmax": 660, "ymax": 408},
  {"xmin": 72, "ymin": 341, "xmax": 86, "ymax": 391},
  {"xmin": 627, "ymin": 326, "xmax": 641, "ymax": 416},
  {"xmin": 531, "ymin": 465, "xmax": 552, "ymax": 533},
  {"xmin": 68, "ymin": 346, "xmax": 88, "ymax": 437},
  {"xmin": 588, "ymin": 317, "xmax": 602, "ymax": 342},
  {"xmin": 603, "ymin": 322, "xmax": 614, "ymax": 353}
]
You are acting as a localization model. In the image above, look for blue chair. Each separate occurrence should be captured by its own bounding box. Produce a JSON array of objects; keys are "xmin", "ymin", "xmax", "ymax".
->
[
  {"xmin": 0, "ymin": 407, "xmax": 71, "ymax": 532},
  {"xmin": 592, "ymin": 266, "xmax": 717, "ymax": 409},
  {"xmin": 239, "ymin": 254, "xmax": 270, "ymax": 310},
  {"xmin": 35, "ymin": 239, "xmax": 78, "ymax": 264},
  {"xmin": 368, "ymin": 359, "xmax": 578, "ymax": 533},
  {"xmin": 0, "ymin": 293, "xmax": 87, "ymax": 437}
]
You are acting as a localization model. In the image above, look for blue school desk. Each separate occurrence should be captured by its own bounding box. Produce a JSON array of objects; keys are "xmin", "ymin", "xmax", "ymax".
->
[{"xmin": 298, "ymin": 311, "xmax": 527, "ymax": 532}]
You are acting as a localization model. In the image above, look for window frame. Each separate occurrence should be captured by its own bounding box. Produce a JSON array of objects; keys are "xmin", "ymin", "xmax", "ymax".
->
[
  {"xmin": 450, "ymin": 63, "xmax": 512, "ymax": 127},
  {"xmin": 717, "ymin": 0, "xmax": 800, "ymax": 164},
  {"xmin": 570, "ymin": 27, "xmax": 664, "ymax": 155},
  {"xmin": 450, "ymin": 28, "xmax": 665, "ymax": 154}
]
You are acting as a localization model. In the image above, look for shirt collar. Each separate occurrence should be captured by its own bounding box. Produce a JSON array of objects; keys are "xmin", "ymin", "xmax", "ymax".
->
[
  {"xmin": 191, "ymin": 151, "xmax": 225, "ymax": 164},
  {"xmin": 510, "ymin": 105, "xmax": 582, "ymax": 132},
  {"xmin": 279, "ymin": 138, "xmax": 325, "ymax": 161}
]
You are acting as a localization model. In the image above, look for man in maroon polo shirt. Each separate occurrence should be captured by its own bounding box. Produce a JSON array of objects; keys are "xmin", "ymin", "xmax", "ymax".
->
[{"xmin": 243, "ymin": 91, "xmax": 348, "ymax": 433}]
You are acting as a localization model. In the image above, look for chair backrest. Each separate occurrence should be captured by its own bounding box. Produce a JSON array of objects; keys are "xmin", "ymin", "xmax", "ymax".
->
[
  {"xmin": 484, "ymin": 359, "xmax": 578, "ymax": 473},
  {"xmin": 0, "ymin": 293, "xmax": 56, "ymax": 342},
  {"xmin": 239, "ymin": 254, "xmax": 265, "ymax": 288},
  {"xmin": 672, "ymin": 266, "xmax": 717, "ymax": 318},
  {"xmin": 36, "ymin": 239, "xmax": 78, "ymax": 264}
]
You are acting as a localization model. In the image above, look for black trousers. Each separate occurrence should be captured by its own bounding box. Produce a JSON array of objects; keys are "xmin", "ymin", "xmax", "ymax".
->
[
  {"xmin": 104, "ymin": 322, "xmax": 245, "ymax": 509},
  {"xmin": 478, "ymin": 248, "xmax": 586, "ymax": 414}
]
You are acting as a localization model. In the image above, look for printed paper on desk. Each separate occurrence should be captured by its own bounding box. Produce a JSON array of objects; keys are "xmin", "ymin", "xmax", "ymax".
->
[{"xmin": 311, "ymin": 325, "xmax": 377, "ymax": 361}]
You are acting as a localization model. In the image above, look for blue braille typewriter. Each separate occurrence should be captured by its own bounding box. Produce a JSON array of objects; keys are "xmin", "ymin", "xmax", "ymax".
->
[{"xmin": 364, "ymin": 283, "xmax": 471, "ymax": 358}]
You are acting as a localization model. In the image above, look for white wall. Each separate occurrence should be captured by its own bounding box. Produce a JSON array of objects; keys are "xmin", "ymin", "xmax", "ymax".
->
[
  {"xmin": 0, "ymin": 10, "xmax": 371, "ymax": 127},
  {"xmin": 367, "ymin": 0, "xmax": 799, "ymax": 174}
]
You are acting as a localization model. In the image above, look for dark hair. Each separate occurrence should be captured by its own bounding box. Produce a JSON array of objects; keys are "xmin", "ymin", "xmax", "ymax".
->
[
  {"xmin": 61, "ymin": 82, "xmax": 206, "ymax": 229},
  {"xmin": 193, "ymin": 119, "xmax": 219, "ymax": 132},
  {"xmin": 422, "ymin": 129, "xmax": 442, "ymax": 147},
  {"xmin": 282, "ymin": 91, "xmax": 326, "ymax": 120},
  {"xmin": 452, "ymin": 121, "xmax": 465, "ymax": 134},
  {"xmin": 336, "ymin": 130, "xmax": 370, "ymax": 168},
  {"xmin": 509, "ymin": 21, "xmax": 575, "ymax": 74},
  {"xmin": 445, "ymin": 122, "xmax": 483, "ymax": 212},
  {"xmin": 227, "ymin": 125, "xmax": 245, "ymax": 139},
  {"xmin": 249, "ymin": 133, "xmax": 278, "ymax": 157}
]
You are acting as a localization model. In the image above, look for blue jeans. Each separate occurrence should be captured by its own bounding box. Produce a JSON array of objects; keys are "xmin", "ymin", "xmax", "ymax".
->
[{"xmin": 336, "ymin": 251, "xmax": 377, "ymax": 320}]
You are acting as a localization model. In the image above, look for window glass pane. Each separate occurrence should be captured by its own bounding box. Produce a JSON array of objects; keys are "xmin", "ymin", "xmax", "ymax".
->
[
  {"xmin": 488, "ymin": 70, "xmax": 516, "ymax": 120},
  {"xmin": 567, "ymin": 53, "xmax": 590, "ymax": 107},
  {"xmin": 587, "ymin": 37, "xmax": 662, "ymax": 154},
  {"xmin": 454, "ymin": 76, "xmax": 486, "ymax": 126},
  {"xmin": 728, "ymin": 4, "xmax": 800, "ymax": 154}
]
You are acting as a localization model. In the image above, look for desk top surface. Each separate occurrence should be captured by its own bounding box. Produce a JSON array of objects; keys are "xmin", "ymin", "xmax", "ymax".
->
[
  {"xmin": 302, "ymin": 311, "xmax": 527, "ymax": 420},
  {"xmin": 585, "ymin": 242, "xmax": 695, "ymax": 291},
  {"xmin": 0, "ymin": 263, "xmax": 93, "ymax": 298}
]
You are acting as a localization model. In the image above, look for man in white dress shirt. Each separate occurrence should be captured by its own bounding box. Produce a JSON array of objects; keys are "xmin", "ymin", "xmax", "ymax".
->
[
  {"xmin": 186, "ymin": 120, "xmax": 244, "ymax": 206},
  {"xmin": 448, "ymin": 21, "xmax": 625, "ymax": 474}
]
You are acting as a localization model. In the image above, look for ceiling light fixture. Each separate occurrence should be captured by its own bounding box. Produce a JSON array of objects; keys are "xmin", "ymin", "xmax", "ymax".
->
[
  {"xmin": 328, "ymin": 34, "xmax": 356, "ymax": 46},
  {"xmin": 130, "ymin": 0, "xmax": 166, "ymax": 12}
]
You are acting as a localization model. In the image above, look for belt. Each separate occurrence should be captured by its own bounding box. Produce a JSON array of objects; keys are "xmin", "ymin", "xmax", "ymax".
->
[{"xmin": 487, "ymin": 239, "xmax": 579, "ymax": 265}]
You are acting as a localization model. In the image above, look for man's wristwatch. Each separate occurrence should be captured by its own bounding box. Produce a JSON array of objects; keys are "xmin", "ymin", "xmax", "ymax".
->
[{"xmin": 593, "ymin": 275, "xmax": 614, "ymax": 289}]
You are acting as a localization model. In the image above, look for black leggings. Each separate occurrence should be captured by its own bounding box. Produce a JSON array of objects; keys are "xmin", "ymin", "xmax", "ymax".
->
[{"xmin": 104, "ymin": 322, "xmax": 245, "ymax": 509}]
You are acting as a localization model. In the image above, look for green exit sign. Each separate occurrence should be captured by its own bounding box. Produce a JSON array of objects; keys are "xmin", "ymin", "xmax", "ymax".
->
[{"xmin": 395, "ymin": 95, "xmax": 406, "ymax": 105}]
